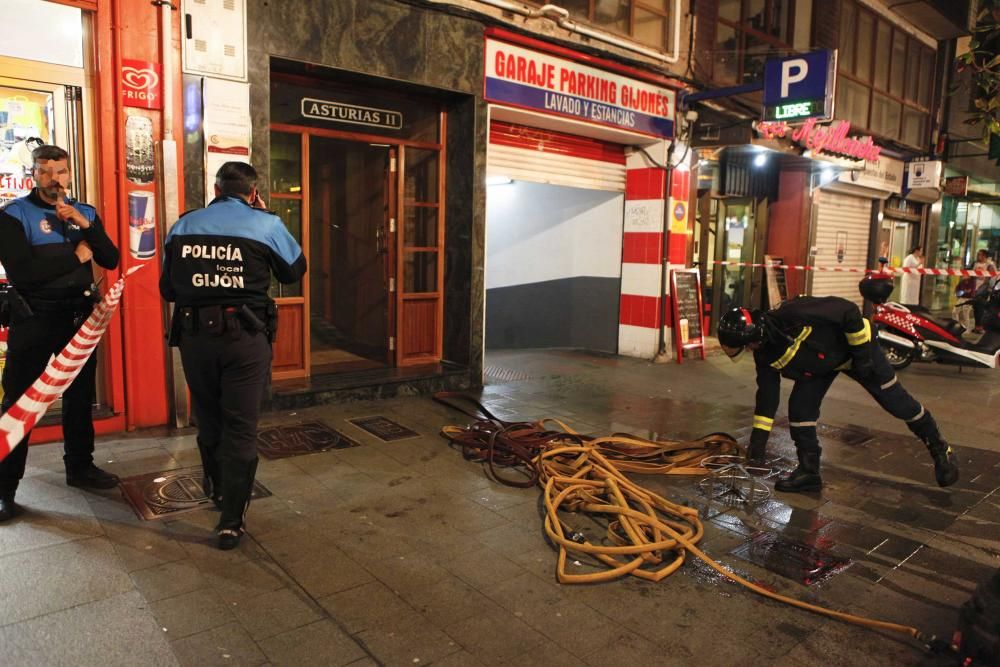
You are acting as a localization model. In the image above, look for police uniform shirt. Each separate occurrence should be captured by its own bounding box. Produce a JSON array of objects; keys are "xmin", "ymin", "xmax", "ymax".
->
[
  {"xmin": 749, "ymin": 296, "xmax": 873, "ymax": 437},
  {"xmin": 0, "ymin": 189, "xmax": 120, "ymax": 299},
  {"xmin": 160, "ymin": 195, "xmax": 306, "ymax": 308}
]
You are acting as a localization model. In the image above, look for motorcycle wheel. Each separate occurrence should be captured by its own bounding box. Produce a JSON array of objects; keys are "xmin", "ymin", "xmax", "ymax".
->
[{"xmin": 879, "ymin": 339, "xmax": 913, "ymax": 370}]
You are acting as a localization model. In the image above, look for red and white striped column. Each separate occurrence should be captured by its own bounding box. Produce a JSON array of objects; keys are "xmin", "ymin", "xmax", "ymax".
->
[{"xmin": 618, "ymin": 142, "xmax": 691, "ymax": 359}]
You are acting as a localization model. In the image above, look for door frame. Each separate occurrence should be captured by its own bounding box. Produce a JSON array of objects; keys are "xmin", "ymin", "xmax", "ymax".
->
[{"xmin": 269, "ymin": 119, "xmax": 446, "ymax": 377}]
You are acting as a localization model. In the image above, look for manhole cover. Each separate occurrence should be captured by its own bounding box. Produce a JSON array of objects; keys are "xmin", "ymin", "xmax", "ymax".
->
[
  {"xmin": 348, "ymin": 416, "xmax": 420, "ymax": 442},
  {"xmin": 730, "ymin": 532, "xmax": 852, "ymax": 586},
  {"xmin": 119, "ymin": 466, "xmax": 272, "ymax": 521},
  {"xmin": 484, "ymin": 366, "xmax": 532, "ymax": 383},
  {"xmin": 257, "ymin": 421, "xmax": 360, "ymax": 459}
]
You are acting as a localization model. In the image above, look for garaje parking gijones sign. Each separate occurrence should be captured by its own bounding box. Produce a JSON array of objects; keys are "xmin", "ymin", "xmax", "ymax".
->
[{"xmin": 485, "ymin": 38, "xmax": 676, "ymax": 138}]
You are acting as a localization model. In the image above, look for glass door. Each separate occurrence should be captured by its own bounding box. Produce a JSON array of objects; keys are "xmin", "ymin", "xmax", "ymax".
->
[
  {"xmin": 713, "ymin": 198, "xmax": 758, "ymax": 314},
  {"xmin": 309, "ymin": 138, "xmax": 394, "ymax": 373}
]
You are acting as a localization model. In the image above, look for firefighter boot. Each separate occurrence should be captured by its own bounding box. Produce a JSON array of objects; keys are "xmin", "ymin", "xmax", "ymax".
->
[
  {"xmin": 216, "ymin": 458, "xmax": 258, "ymax": 550},
  {"xmin": 924, "ymin": 436, "xmax": 959, "ymax": 487},
  {"xmin": 775, "ymin": 450, "xmax": 822, "ymax": 493}
]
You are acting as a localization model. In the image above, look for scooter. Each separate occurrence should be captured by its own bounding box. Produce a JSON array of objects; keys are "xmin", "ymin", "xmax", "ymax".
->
[{"xmin": 866, "ymin": 277, "xmax": 1000, "ymax": 370}]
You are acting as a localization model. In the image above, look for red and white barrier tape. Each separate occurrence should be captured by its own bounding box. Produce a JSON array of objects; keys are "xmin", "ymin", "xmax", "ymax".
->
[
  {"xmin": 0, "ymin": 267, "xmax": 138, "ymax": 463},
  {"xmin": 712, "ymin": 260, "xmax": 999, "ymax": 278}
]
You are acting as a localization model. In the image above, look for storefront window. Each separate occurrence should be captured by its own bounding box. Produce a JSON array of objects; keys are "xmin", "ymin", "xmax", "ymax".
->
[
  {"xmin": 838, "ymin": 0, "xmax": 934, "ymax": 148},
  {"xmin": 714, "ymin": 0, "xmax": 799, "ymax": 84},
  {"xmin": 932, "ymin": 197, "xmax": 1000, "ymax": 310},
  {"xmin": 525, "ymin": 0, "xmax": 674, "ymax": 51}
]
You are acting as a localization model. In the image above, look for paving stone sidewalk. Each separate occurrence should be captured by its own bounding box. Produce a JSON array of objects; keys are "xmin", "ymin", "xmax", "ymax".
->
[{"xmin": 0, "ymin": 350, "xmax": 996, "ymax": 666}]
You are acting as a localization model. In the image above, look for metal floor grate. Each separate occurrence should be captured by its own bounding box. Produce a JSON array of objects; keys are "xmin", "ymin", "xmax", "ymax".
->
[
  {"xmin": 257, "ymin": 420, "xmax": 360, "ymax": 459},
  {"xmin": 119, "ymin": 466, "xmax": 271, "ymax": 521},
  {"xmin": 484, "ymin": 365, "xmax": 533, "ymax": 383}
]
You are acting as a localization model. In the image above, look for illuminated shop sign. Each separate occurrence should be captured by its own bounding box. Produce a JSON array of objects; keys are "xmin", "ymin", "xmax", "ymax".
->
[
  {"xmin": 762, "ymin": 50, "xmax": 836, "ymax": 123},
  {"xmin": 756, "ymin": 118, "xmax": 881, "ymax": 163},
  {"xmin": 484, "ymin": 38, "xmax": 676, "ymax": 138}
]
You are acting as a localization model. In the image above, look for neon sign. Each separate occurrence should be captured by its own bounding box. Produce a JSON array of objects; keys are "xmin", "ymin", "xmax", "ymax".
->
[{"xmin": 756, "ymin": 118, "xmax": 882, "ymax": 163}]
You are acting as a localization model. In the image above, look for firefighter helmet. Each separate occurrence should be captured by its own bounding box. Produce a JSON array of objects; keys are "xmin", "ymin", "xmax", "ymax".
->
[{"xmin": 717, "ymin": 307, "xmax": 765, "ymax": 357}]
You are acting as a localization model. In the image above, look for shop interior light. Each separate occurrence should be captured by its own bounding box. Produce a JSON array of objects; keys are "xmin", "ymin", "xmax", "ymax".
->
[
  {"xmin": 486, "ymin": 175, "xmax": 513, "ymax": 186},
  {"xmin": 753, "ymin": 153, "xmax": 767, "ymax": 167},
  {"xmin": 972, "ymin": 201, "xmax": 982, "ymax": 207}
]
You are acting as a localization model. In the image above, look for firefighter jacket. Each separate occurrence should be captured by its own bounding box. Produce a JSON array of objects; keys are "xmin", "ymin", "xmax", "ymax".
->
[
  {"xmin": 749, "ymin": 296, "xmax": 873, "ymax": 438},
  {"xmin": 0, "ymin": 190, "xmax": 119, "ymax": 300},
  {"xmin": 160, "ymin": 195, "xmax": 306, "ymax": 309}
]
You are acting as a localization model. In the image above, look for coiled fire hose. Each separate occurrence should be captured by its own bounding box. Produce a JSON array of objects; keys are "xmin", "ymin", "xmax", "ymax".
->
[{"xmin": 433, "ymin": 392, "xmax": 951, "ymax": 653}]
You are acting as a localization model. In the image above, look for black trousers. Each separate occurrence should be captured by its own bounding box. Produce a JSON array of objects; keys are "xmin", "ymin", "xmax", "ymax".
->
[
  {"xmin": 0, "ymin": 308, "xmax": 98, "ymax": 496},
  {"xmin": 179, "ymin": 327, "xmax": 270, "ymax": 531},
  {"xmin": 787, "ymin": 341, "xmax": 939, "ymax": 455}
]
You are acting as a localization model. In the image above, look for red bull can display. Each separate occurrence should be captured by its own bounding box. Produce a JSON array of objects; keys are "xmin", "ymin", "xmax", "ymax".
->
[{"xmin": 128, "ymin": 190, "xmax": 156, "ymax": 260}]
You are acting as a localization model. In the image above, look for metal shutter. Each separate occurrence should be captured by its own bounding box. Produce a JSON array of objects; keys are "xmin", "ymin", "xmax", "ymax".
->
[
  {"xmin": 487, "ymin": 121, "xmax": 627, "ymax": 192},
  {"xmin": 811, "ymin": 190, "xmax": 872, "ymax": 306}
]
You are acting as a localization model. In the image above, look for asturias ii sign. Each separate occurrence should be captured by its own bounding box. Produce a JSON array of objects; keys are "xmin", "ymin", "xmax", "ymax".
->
[{"xmin": 485, "ymin": 38, "xmax": 676, "ymax": 138}]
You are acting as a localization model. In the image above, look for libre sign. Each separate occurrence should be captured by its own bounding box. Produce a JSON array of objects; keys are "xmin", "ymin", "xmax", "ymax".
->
[
  {"xmin": 762, "ymin": 50, "xmax": 836, "ymax": 122},
  {"xmin": 485, "ymin": 38, "xmax": 676, "ymax": 138},
  {"xmin": 121, "ymin": 59, "xmax": 162, "ymax": 110}
]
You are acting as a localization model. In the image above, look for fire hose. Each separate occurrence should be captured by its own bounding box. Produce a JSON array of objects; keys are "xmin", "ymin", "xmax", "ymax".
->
[{"xmin": 433, "ymin": 391, "xmax": 954, "ymax": 654}]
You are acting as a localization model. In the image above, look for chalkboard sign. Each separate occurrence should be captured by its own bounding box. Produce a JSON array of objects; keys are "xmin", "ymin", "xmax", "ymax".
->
[
  {"xmin": 670, "ymin": 269, "xmax": 706, "ymax": 363},
  {"xmin": 765, "ymin": 255, "xmax": 788, "ymax": 308}
]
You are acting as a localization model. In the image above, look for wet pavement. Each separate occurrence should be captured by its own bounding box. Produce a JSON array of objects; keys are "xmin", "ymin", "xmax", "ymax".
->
[{"xmin": 1, "ymin": 349, "xmax": 998, "ymax": 665}]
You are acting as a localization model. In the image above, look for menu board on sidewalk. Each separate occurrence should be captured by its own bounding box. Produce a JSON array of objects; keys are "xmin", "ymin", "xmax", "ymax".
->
[
  {"xmin": 764, "ymin": 255, "xmax": 788, "ymax": 308},
  {"xmin": 670, "ymin": 269, "xmax": 705, "ymax": 364}
]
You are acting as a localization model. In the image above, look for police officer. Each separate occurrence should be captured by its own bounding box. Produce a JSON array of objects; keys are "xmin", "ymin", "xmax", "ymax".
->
[
  {"xmin": 717, "ymin": 281, "xmax": 959, "ymax": 493},
  {"xmin": 160, "ymin": 162, "xmax": 305, "ymax": 550},
  {"xmin": 0, "ymin": 145, "xmax": 121, "ymax": 521}
]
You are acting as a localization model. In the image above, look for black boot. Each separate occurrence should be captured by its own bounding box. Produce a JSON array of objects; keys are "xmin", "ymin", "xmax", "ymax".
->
[
  {"xmin": 66, "ymin": 464, "xmax": 120, "ymax": 489},
  {"xmin": 0, "ymin": 494, "xmax": 19, "ymax": 522},
  {"xmin": 924, "ymin": 436, "xmax": 960, "ymax": 487},
  {"xmin": 908, "ymin": 413, "xmax": 960, "ymax": 487},
  {"xmin": 216, "ymin": 458, "xmax": 258, "ymax": 550},
  {"xmin": 775, "ymin": 450, "xmax": 822, "ymax": 493}
]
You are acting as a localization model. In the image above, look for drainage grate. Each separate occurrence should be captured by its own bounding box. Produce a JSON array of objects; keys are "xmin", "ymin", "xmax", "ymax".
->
[
  {"xmin": 257, "ymin": 421, "xmax": 360, "ymax": 459},
  {"xmin": 348, "ymin": 416, "xmax": 420, "ymax": 442},
  {"xmin": 119, "ymin": 466, "xmax": 272, "ymax": 521},
  {"xmin": 730, "ymin": 532, "xmax": 852, "ymax": 586},
  {"xmin": 484, "ymin": 366, "xmax": 532, "ymax": 383}
]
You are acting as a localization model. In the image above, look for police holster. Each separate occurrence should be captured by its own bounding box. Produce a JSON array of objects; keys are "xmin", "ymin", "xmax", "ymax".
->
[{"xmin": 0, "ymin": 284, "xmax": 34, "ymax": 327}]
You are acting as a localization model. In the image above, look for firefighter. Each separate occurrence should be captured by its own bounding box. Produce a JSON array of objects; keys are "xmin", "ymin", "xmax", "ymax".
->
[
  {"xmin": 160, "ymin": 162, "xmax": 305, "ymax": 549},
  {"xmin": 717, "ymin": 282, "xmax": 959, "ymax": 493}
]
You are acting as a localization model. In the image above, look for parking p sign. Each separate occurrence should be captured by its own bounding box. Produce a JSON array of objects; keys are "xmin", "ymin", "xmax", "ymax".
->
[{"xmin": 762, "ymin": 50, "xmax": 836, "ymax": 123}]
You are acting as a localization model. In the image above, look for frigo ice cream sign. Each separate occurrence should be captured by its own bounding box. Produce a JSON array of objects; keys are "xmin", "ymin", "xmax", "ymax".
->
[{"xmin": 485, "ymin": 38, "xmax": 676, "ymax": 138}]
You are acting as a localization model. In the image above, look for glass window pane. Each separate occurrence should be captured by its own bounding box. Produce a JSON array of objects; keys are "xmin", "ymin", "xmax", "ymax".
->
[
  {"xmin": 404, "ymin": 206, "xmax": 438, "ymax": 248},
  {"xmin": 746, "ymin": 0, "xmax": 766, "ymax": 31},
  {"xmin": 269, "ymin": 199, "xmax": 303, "ymax": 297},
  {"xmin": 769, "ymin": 0, "xmax": 792, "ymax": 42},
  {"xmin": 905, "ymin": 41, "xmax": 921, "ymax": 102},
  {"xmin": 871, "ymin": 92, "xmax": 901, "ymax": 140},
  {"xmin": 874, "ymin": 21, "xmax": 891, "ymax": 90},
  {"xmin": 742, "ymin": 33, "xmax": 770, "ymax": 84},
  {"xmin": 719, "ymin": 0, "xmax": 740, "ymax": 22},
  {"xmin": 404, "ymin": 149, "xmax": 439, "ymax": 203},
  {"xmin": 839, "ymin": 1, "xmax": 856, "ymax": 73},
  {"xmin": 559, "ymin": 0, "xmax": 591, "ymax": 15},
  {"xmin": 902, "ymin": 108, "xmax": 926, "ymax": 147},
  {"xmin": 404, "ymin": 251, "xmax": 437, "ymax": 293},
  {"xmin": 890, "ymin": 31, "xmax": 906, "ymax": 98},
  {"xmin": 714, "ymin": 23, "xmax": 739, "ymax": 84},
  {"xmin": 0, "ymin": 0, "xmax": 83, "ymax": 68},
  {"xmin": 855, "ymin": 11, "xmax": 874, "ymax": 81},
  {"xmin": 917, "ymin": 49, "xmax": 934, "ymax": 108},
  {"xmin": 269, "ymin": 132, "xmax": 301, "ymax": 195},
  {"xmin": 0, "ymin": 86, "xmax": 55, "ymax": 205},
  {"xmin": 836, "ymin": 78, "xmax": 871, "ymax": 129},
  {"xmin": 592, "ymin": 0, "xmax": 629, "ymax": 33},
  {"xmin": 634, "ymin": 8, "xmax": 666, "ymax": 49}
]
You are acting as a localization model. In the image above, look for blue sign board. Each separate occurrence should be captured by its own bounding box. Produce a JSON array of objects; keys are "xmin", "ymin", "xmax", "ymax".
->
[{"xmin": 762, "ymin": 50, "xmax": 836, "ymax": 121}]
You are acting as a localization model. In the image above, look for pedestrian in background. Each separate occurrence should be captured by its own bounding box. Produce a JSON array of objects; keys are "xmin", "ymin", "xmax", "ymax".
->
[
  {"xmin": 972, "ymin": 249, "xmax": 998, "ymax": 333},
  {"xmin": 900, "ymin": 245, "xmax": 923, "ymax": 305},
  {"xmin": 0, "ymin": 144, "xmax": 121, "ymax": 522},
  {"xmin": 160, "ymin": 162, "xmax": 306, "ymax": 550}
]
